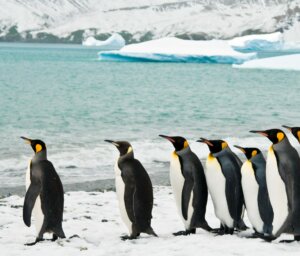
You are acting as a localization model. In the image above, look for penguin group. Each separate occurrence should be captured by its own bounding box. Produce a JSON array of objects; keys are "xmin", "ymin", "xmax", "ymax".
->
[{"xmin": 20, "ymin": 125, "xmax": 300, "ymax": 245}]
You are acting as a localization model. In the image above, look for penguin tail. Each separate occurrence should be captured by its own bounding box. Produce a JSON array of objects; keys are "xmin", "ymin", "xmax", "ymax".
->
[
  {"xmin": 145, "ymin": 227, "xmax": 158, "ymax": 237},
  {"xmin": 53, "ymin": 226, "xmax": 66, "ymax": 239},
  {"xmin": 196, "ymin": 220, "xmax": 213, "ymax": 232},
  {"xmin": 235, "ymin": 219, "xmax": 248, "ymax": 231}
]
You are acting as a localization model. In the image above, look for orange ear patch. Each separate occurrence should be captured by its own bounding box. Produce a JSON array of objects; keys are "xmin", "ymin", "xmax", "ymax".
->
[
  {"xmin": 183, "ymin": 140, "xmax": 189, "ymax": 149},
  {"xmin": 35, "ymin": 144, "xmax": 42, "ymax": 153},
  {"xmin": 251, "ymin": 150, "xmax": 257, "ymax": 157},
  {"xmin": 277, "ymin": 132, "xmax": 284, "ymax": 142},
  {"xmin": 221, "ymin": 142, "xmax": 228, "ymax": 149}
]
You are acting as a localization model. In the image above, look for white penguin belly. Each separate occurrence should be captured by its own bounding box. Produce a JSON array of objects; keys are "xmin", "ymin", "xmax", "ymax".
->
[
  {"xmin": 114, "ymin": 161, "xmax": 132, "ymax": 234},
  {"xmin": 266, "ymin": 147, "xmax": 289, "ymax": 236},
  {"xmin": 26, "ymin": 160, "xmax": 45, "ymax": 235},
  {"xmin": 205, "ymin": 155, "xmax": 234, "ymax": 228},
  {"xmin": 241, "ymin": 161, "xmax": 264, "ymax": 233},
  {"xmin": 170, "ymin": 153, "xmax": 194, "ymax": 229}
]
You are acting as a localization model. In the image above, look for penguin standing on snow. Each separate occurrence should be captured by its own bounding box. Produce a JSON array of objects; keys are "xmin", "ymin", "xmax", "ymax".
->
[
  {"xmin": 283, "ymin": 125, "xmax": 300, "ymax": 241},
  {"xmin": 250, "ymin": 129, "xmax": 300, "ymax": 242},
  {"xmin": 234, "ymin": 146, "xmax": 273, "ymax": 236},
  {"xmin": 197, "ymin": 138, "xmax": 246, "ymax": 235},
  {"xmin": 21, "ymin": 137, "xmax": 65, "ymax": 246},
  {"xmin": 159, "ymin": 135, "xmax": 211, "ymax": 236},
  {"xmin": 105, "ymin": 140, "xmax": 157, "ymax": 240}
]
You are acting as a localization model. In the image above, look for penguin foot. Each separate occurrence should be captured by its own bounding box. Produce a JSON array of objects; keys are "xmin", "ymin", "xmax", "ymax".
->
[
  {"xmin": 210, "ymin": 228, "xmax": 222, "ymax": 234},
  {"xmin": 279, "ymin": 239, "xmax": 298, "ymax": 243},
  {"xmin": 120, "ymin": 235, "xmax": 137, "ymax": 241},
  {"xmin": 25, "ymin": 238, "xmax": 44, "ymax": 246},
  {"xmin": 244, "ymin": 232, "xmax": 261, "ymax": 239},
  {"xmin": 255, "ymin": 233, "xmax": 276, "ymax": 242},
  {"xmin": 214, "ymin": 228, "xmax": 234, "ymax": 236},
  {"xmin": 173, "ymin": 229, "xmax": 196, "ymax": 236}
]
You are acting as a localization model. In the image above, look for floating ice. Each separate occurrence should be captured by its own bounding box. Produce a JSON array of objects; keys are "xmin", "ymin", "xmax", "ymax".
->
[
  {"xmin": 98, "ymin": 37, "xmax": 256, "ymax": 64},
  {"xmin": 82, "ymin": 33, "xmax": 125, "ymax": 50},
  {"xmin": 233, "ymin": 54, "xmax": 300, "ymax": 71},
  {"xmin": 228, "ymin": 32, "xmax": 283, "ymax": 51}
]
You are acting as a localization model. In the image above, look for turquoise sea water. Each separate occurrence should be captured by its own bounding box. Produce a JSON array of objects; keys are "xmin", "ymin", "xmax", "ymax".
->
[{"xmin": 0, "ymin": 43, "xmax": 299, "ymax": 188}]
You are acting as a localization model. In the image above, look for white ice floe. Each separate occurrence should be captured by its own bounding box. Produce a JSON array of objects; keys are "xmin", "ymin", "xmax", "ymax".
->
[
  {"xmin": 0, "ymin": 186, "xmax": 297, "ymax": 256},
  {"xmin": 233, "ymin": 54, "xmax": 300, "ymax": 71},
  {"xmin": 98, "ymin": 37, "xmax": 256, "ymax": 64},
  {"xmin": 82, "ymin": 34, "xmax": 125, "ymax": 50},
  {"xmin": 228, "ymin": 32, "xmax": 283, "ymax": 51}
]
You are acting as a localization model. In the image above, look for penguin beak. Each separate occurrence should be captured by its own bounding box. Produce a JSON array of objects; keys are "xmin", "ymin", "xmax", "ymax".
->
[
  {"xmin": 234, "ymin": 145, "xmax": 246, "ymax": 153},
  {"xmin": 159, "ymin": 135, "xmax": 175, "ymax": 143},
  {"xmin": 249, "ymin": 130, "xmax": 268, "ymax": 137},
  {"xmin": 104, "ymin": 140, "xmax": 119, "ymax": 147},
  {"xmin": 282, "ymin": 125, "xmax": 292, "ymax": 132},
  {"xmin": 197, "ymin": 138, "xmax": 213, "ymax": 147},
  {"xmin": 20, "ymin": 136, "xmax": 32, "ymax": 145}
]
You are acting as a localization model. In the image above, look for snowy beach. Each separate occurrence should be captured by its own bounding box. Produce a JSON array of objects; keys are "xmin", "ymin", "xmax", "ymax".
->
[{"xmin": 1, "ymin": 186, "xmax": 299, "ymax": 256}]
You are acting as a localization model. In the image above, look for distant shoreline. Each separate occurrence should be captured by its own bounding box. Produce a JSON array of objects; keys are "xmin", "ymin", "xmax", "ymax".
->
[{"xmin": 0, "ymin": 172, "xmax": 170, "ymax": 198}]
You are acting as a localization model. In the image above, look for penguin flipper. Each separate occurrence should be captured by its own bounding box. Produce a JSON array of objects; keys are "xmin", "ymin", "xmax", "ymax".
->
[
  {"xmin": 23, "ymin": 182, "xmax": 41, "ymax": 227},
  {"xmin": 181, "ymin": 178, "xmax": 193, "ymax": 220},
  {"xmin": 257, "ymin": 186, "xmax": 274, "ymax": 226}
]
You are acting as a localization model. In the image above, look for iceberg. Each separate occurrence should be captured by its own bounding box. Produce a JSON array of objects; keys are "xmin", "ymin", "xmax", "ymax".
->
[
  {"xmin": 82, "ymin": 33, "xmax": 125, "ymax": 50},
  {"xmin": 233, "ymin": 54, "xmax": 300, "ymax": 71},
  {"xmin": 228, "ymin": 32, "xmax": 283, "ymax": 52},
  {"xmin": 98, "ymin": 37, "xmax": 256, "ymax": 64}
]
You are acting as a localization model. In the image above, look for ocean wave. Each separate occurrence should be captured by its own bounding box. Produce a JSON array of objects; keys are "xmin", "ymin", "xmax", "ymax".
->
[{"xmin": 1, "ymin": 135, "xmax": 299, "ymax": 188}]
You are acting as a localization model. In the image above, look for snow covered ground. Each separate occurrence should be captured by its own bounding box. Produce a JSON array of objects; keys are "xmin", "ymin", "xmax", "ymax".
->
[
  {"xmin": 98, "ymin": 37, "xmax": 256, "ymax": 64},
  {"xmin": 0, "ymin": 186, "xmax": 299, "ymax": 256},
  {"xmin": 1, "ymin": 0, "xmax": 299, "ymax": 42},
  {"xmin": 233, "ymin": 54, "xmax": 300, "ymax": 71}
]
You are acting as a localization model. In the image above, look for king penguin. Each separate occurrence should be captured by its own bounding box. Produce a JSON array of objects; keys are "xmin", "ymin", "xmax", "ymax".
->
[
  {"xmin": 283, "ymin": 125, "xmax": 300, "ymax": 143},
  {"xmin": 159, "ymin": 135, "xmax": 211, "ymax": 236},
  {"xmin": 105, "ymin": 140, "xmax": 157, "ymax": 240},
  {"xmin": 250, "ymin": 129, "xmax": 300, "ymax": 242},
  {"xmin": 21, "ymin": 137, "xmax": 65, "ymax": 246},
  {"xmin": 283, "ymin": 125, "xmax": 300, "ymax": 242},
  {"xmin": 197, "ymin": 138, "xmax": 247, "ymax": 234},
  {"xmin": 234, "ymin": 145, "xmax": 273, "ymax": 237}
]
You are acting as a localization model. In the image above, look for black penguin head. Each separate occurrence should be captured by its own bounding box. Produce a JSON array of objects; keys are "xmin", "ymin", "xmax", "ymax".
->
[
  {"xmin": 197, "ymin": 138, "xmax": 228, "ymax": 154},
  {"xmin": 21, "ymin": 137, "xmax": 46, "ymax": 154},
  {"xmin": 234, "ymin": 145, "xmax": 261, "ymax": 160},
  {"xmin": 250, "ymin": 129, "xmax": 286, "ymax": 144},
  {"xmin": 283, "ymin": 125, "xmax": 300, "ymax": 143},
  {"xmin": 159, "ymin": 135, "xmax": 189, "ymax": 151},
  {"xmin": 105, "ymin": 140, "xmax": 133, "ymax": 157}
]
